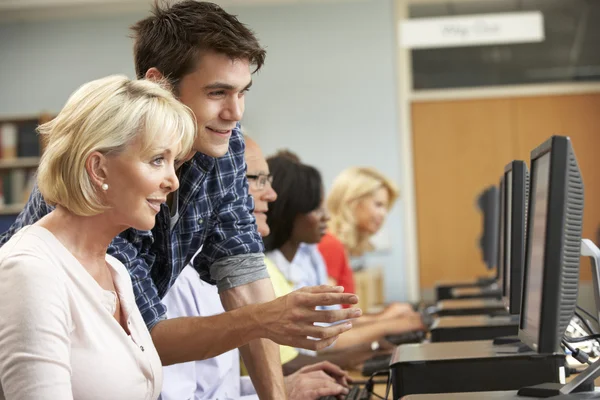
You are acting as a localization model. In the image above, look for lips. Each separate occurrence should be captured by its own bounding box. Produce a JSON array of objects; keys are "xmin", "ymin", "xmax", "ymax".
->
[
  {"xmin": 207, "ymin": 127, "xmax": 234, "ymax": 135},
  {"xmin": 146, "ymin": 198, "xmax": 165, "ymax": 213}
]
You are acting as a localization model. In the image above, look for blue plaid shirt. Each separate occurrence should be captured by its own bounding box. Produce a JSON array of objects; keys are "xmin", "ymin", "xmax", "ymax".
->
[{"xmin": 0, "ymin": 128, "xmax": 267, "ymax": 330}]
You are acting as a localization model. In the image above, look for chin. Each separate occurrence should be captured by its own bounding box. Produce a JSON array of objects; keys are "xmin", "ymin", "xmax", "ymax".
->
[
  {"xmin": 131, "ymin": 218, "xmax": 157, "ymax": 232},
  {"xmin": 197, "ymin": 141, "xmax": 230, "ymax": 158}
]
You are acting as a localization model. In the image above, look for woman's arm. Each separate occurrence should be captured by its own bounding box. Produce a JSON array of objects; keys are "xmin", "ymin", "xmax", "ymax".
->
[{"xmin": 0, "ymin": 254, "xmax": 73, "ymax": 400}]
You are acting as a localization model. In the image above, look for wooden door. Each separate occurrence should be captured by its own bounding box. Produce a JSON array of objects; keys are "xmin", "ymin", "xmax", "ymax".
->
[{"xmin": 413, "ymin": 93, "xmax": 600, "ymax": 289}]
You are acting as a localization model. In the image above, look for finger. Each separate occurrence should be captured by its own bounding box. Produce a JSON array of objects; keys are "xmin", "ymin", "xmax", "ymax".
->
[
  {"xmin": 306, "ymin": 380, "xmax": 348, "ymax": 399},
  {"xmin": 301, "ymin": 322, "xmax": 353, "ymax": 340},
  {"xmin": 299, "ymin": 285, "xmax": 345, "ymax": 294},
  {"xmin": 307, "ymin": 308, "xmax": 362, "ymax": 324},
  {"xmin": 295, "ymin": 334, "xmax": 339, "ymax": 351},
  {"xmin": 302, "ymin": 292, "xmax": 359, "ymax": 308},
  {"xmin": 309, "ymin": 361, "xmax": 348, "ymax": 379}
]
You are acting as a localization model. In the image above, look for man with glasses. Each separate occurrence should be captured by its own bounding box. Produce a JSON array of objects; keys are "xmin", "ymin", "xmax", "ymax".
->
[{"xmin": 160, "ymin": 136, "xmax": 351, "ymax": 400}]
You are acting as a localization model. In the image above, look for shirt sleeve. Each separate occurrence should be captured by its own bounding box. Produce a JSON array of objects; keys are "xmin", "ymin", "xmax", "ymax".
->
[
  {"xmin": 160, "ymin": 268, "xmax": 202, "ymax": 400},
  {"xmin": 0, "ymin": 184, "xmax": 52, "ymax": 246},
  {"xmin": 108, "ymin": 230, "xmax": 166, "ymax": 331},
  {"xmin": 194, "ymin": 131, "xmax": 268, "ymax": 290},
  {"xmin": 0, "ymin": 253, "xmax": 73, "ymax": 400}
]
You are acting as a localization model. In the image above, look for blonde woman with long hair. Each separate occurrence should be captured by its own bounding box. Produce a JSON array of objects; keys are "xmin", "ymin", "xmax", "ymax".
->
[{"xmin": 319, "ymin": 167, "xmax": 415, "ymax": 320}]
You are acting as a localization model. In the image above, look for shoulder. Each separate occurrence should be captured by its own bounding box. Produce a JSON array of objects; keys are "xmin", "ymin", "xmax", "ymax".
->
[
  {"xmin": 0, "ymin": 227, "xmax": 68, "ymax": 299},
  {"xmin": 318, "ymin": 232, "xmax": 345, "ymax": 253}
]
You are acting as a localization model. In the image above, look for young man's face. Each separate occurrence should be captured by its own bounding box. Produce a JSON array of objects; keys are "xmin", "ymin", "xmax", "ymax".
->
[{"xmin": 177, "ymin": 52, "xmax": 252, "ymax": 158}]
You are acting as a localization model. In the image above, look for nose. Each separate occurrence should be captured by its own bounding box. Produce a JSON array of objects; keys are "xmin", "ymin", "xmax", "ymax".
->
[
  {"xmin": 322, "ymin": 207, "xmax": 331, "ymax": 222},
  {"xmin": 221, "ymin": 94, "xmax": 244, "ymax": 121},
  {"xmin": 263, "ymin": 184, "xmax": 277, "ymax": 202},
  {"xmin": 162, "ymin": 164, "xmax": 180, "ymax": 193}
]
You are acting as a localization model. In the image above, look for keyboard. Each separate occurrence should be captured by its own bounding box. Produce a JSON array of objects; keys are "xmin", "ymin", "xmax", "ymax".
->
[{"xmin": 319, "ymin": 384, "xmax": 370, "ymax": 400}]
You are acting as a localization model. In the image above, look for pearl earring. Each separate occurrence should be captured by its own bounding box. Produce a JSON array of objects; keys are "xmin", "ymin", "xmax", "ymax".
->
[{"xmin": 101, "ymin": 183, "xmax": 109, "ymax": 191}]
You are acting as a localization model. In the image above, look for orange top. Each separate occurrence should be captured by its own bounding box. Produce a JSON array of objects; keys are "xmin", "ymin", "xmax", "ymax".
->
[{"xmin": 318, "ymin": 232, "xmax": 355, "ymax": 307}]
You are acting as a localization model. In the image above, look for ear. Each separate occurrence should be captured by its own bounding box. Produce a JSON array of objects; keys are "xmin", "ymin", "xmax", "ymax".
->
[
  {"xmin": 145, "ymin": 67, "xmax": 165, "ymax": 83},
  {"xmin": 85, "ymin": 151, "xmax": 108, "ymax": 189}
]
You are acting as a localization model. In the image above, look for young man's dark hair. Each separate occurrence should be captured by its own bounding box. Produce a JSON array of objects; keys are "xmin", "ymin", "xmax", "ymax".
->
[
  {"xmin": 131, "ymin": 1, "xmax": 266, "ymax": 89},
  {"xmin": 264, "ymin": 156, "xmax": 323, "ymax": 252}
]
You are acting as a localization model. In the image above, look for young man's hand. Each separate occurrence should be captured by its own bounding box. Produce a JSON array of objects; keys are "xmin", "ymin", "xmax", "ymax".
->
[
  {"xmin": 284, "ymin": 361, "xmax": 351, "ymax": 400},
  {"xmin": 255, "ymin": 285, "xmax": 361, "ymax": 350}
]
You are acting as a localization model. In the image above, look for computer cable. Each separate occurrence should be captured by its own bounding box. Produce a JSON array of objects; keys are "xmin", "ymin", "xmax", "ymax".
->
[
  {"xmin": 562, "ymin": 339, "xmax": 592, "ymax": 365},
  {"xmin": 365, "ymin": 369, "xmax": 390, "ymax": 400},
  {"xmin": 564, "ymin": 333, "xmax": 600, "ymax": 343},
  {"xmin": 574, "ymin": 310, "xmax": 599, "ymax": 338},
  {"xmin": 576, "ymin": 306, "xmax": 599, "ymax": 324}
]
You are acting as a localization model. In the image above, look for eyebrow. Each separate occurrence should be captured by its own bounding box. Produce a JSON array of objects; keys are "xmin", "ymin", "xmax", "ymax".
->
[{"xmin": 204, "ymin": 80, "xmax": 253, "ymax": 92}]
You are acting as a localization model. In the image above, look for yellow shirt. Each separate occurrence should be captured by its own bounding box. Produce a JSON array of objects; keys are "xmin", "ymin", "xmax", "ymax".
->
[
  {"xmin": 265, "ymin": 257, "xmax": 298, "ymax": 364},
  {"xmin": 241, "ymin": 258, "xmax": 298, "ymax": 375}
]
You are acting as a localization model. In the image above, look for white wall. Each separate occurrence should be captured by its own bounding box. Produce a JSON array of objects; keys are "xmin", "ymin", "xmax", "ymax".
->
[{"xmin": 0, "ymin": 0, "xmax": 410, "ymax": 302}]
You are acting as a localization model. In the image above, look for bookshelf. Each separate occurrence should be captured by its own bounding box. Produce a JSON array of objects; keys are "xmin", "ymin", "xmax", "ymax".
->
[{"xmin": 0, "ymin": 114, "xmax": 50, "ymax": 217}]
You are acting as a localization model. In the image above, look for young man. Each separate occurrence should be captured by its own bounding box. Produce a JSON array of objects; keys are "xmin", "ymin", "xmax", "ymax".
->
[{"xmin": 0, "ymin": 2, "xmax": 359, "ymax": 398}]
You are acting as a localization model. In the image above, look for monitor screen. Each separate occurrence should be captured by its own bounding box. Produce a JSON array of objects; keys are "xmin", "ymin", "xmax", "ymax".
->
[
  {"xmin": 522, "ymin": 152, "xmax": 551, "ymax": 348},
  {"xmin": 504, "ymin": 170, "xmax": 513, "ymax": 300}
]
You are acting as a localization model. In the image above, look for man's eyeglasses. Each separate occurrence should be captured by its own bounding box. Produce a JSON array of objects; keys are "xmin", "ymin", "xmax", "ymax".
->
[{"xmin": 247, "ymin": 174, "xmax": 273, "ymax": 190}]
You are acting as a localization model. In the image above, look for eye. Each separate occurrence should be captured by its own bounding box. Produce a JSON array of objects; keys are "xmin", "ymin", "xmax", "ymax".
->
[
  {"xmin": 208, "ymin": 90, "xmax": 226, "ymax": 98},
  {"xmin": 239, "ymin": 88, "xmax": 250, "ymax": 98},
  {"xmin": 151, "ymin": 156, "xmax": 165, "ymax": 167}
]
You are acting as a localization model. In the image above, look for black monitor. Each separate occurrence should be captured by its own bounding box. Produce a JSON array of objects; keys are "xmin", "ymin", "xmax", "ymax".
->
[
  {"xmin": 518, "ymin": 136, "xmax": 584, "ymax": 354},
  {"xmin": 478, "ymin": 186, "xmax": 500, "ymax": 272},
  {"xmin": 496, "ymin": 177, "xmax": 506, "ymax": 293},
  {"xmin": 502, "ymin": 161, "xmax": 529, "ymax": 315}
]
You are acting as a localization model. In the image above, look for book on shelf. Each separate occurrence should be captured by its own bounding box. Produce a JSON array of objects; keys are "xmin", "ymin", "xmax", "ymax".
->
[{"xmin": 0, "ymin": 119, "xmax": 43, "ymax": 211}]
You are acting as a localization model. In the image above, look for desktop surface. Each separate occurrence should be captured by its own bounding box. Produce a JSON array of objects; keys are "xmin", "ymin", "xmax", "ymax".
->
[
  {"xmin": 432, "ymin": 315, "xmax": 517, "ymax": 329},
  {"xmin": 391, "ymin": 340, "xmax": 536, "ymax": 364},
  {"xmin": 438, "ymin": 298, "xmax": 505, "ymax": 310},
  {"xmin": 402, "ymin": 390, "xmax": 600, "ymax": 399}
]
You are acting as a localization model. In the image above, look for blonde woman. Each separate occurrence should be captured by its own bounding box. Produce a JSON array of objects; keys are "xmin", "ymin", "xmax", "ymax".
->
[
  {"xmin": 319, "ymin": 167, "xmax": 414, "ymax": 319},
  {"xmin": 0, "ymin": 75, "xmax": 196, "ymax": 400}
]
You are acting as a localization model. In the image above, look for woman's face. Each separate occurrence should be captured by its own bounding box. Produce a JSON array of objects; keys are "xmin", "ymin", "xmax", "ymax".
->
[
  {"xmin": 291, "ymin": 196, "xmax": 330, "ymax": 244},
  {"xmin": 102, "ymin": 135, "xmax": 181, "ymax": 232},
  {"xmin": 354, "ymin": 187, "xmax": 390, "ymax": 235}
]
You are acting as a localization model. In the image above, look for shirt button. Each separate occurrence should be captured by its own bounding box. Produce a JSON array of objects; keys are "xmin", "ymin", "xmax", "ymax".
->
[
  {"xmin": 198, "ymin": 218, "xmax": 203, "ymax": 224},
  {"xmin": 140, "ymin": 346, "xmax": 145, "ymax": 352}
]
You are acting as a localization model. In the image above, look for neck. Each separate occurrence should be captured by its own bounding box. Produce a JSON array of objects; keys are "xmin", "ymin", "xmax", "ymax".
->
[
  {"xmin": 38, "ymin": 206, "xmax": 126, "ymax": 263},
  {"xmin": 279, "ymin": 240, "xmax": 300, "ymax": 263}
]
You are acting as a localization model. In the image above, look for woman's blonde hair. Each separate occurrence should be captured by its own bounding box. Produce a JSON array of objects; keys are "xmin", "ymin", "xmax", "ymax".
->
[
  {"xmin": 327, "ymin": 167, "xmax": 399, "ymax": 256},
  {"xmin": 37, "ymin": 74, "xmax": 196, "ymax": 216}
]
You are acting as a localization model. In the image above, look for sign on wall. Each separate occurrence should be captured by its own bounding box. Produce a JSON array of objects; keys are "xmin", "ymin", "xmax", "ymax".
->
[{"xmin": 400, "ymin": 11, "xmax": 545, "ymax": 49}]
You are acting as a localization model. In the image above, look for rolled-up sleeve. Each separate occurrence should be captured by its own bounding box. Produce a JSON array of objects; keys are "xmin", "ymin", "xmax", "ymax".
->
[{"xmin": 194, "ymin": 133, "xmax": 267, "ymax": 290}]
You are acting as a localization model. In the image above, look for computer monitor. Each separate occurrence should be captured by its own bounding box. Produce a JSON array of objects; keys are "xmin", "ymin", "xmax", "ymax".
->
[
  {"xmin": 503, "ymin": 161, "xmax": 529, "ymax": 315},
  {"xmin": 496, "ymin": 177, "xmax": 506, "ymax": 293},
  {"xmin": 478, "ymin": 185, "xmax": 500, "ymax": 272},
  {"xmin": 518, "ymin": 136, "xmax": 584, "ymax": 354}
]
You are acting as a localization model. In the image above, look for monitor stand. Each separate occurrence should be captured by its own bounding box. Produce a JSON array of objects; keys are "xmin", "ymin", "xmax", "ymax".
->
[{"xmin": 515, "ymin": 239, "xmax": 600, "ymax": 398}]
